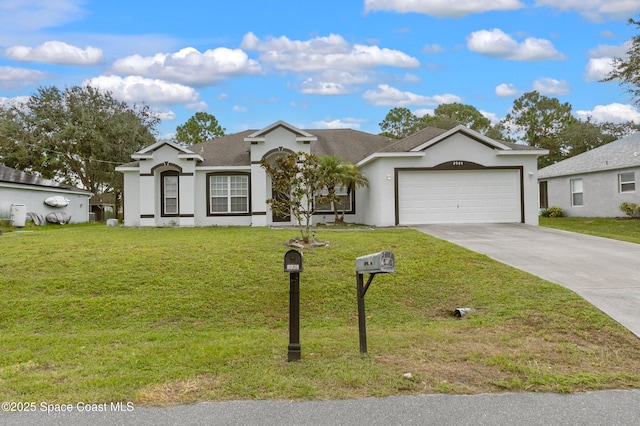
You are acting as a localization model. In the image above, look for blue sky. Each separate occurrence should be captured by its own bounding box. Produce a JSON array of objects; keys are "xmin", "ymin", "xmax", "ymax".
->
[{"xmin": 2, "ymin": 0, "xmax": 640, "ymax": 139}]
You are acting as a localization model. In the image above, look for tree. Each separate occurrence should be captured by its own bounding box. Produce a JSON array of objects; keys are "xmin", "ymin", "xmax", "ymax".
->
[
  {"xmin": 175, "ymin": 112, "xmax": 225, "ymax": 145},
  {"xmin": 261, "ymin": 152, "xmax": 334, "ymax": 243},
  {"xmin": 422, "ymin": 103, "xmax": 491, "ymax": 133},
  {"xmin": 501, "ymin": 91, "xmax": 576, "ymax": 167},
  {"xmin": 602, "ymin": 18, "xmax": 640, "ymax": 106},
  {"xmin": 0, "ymin": 86, "xmax": 159, "ymax": 211},
  {"xmin": 318, "ymin": 155, "xmax": 345, "ymax": 222},
  {"xmin": 318, "ymin": 156, "xmax": 369, "ymax": 223},
  {"xmin": 379, "ymin": 107, "xmax": 422, "ymax": 139},
  {"xmin": 338, "ymin": 162, "xmax": 368, "ymax": 222}
]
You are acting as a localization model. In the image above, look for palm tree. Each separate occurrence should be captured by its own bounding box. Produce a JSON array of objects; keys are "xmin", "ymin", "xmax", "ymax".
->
[
  {"xmin": 319, "ymin": 155, "xmax": 345, "ymax": 222},
  {"xmin": 339, "ymin": 163, "xmax": 368, "ymax": 222}
]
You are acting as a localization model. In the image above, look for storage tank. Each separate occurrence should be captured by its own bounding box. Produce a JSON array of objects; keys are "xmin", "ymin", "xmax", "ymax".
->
[{"xmin": 10, "ymin": 204, "xmax": 26, "ymax": 227}]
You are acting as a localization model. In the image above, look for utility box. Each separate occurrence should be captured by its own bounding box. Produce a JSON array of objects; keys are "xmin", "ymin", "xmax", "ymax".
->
[
  {"xmin": 356, "ymin": 250, "xmax": 395, "ymax": 274},
  {"xmin": 10, "ymin": 204, "xmax": 26, "ymax": 228},
  {"xmin": 284, "ymin": 249, "xmax": 303, "ymax": 273}
]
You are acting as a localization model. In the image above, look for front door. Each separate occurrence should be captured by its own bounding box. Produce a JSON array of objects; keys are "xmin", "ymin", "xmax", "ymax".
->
[{"xmin": 271, "ymin": 189, "xmax": 290, "ymax": 222}]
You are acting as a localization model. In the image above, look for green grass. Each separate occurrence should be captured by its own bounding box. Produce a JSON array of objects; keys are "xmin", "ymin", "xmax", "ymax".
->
[
  {"xmin": 1, "ymin": 224, "xmax": 640, "ymax": 405},
  {"xmin": 540, "ymin": 217, "xmax": 640, "ymax": 244}
]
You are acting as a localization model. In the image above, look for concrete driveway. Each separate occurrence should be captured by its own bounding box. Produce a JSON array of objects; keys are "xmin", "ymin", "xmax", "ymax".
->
[{"xmin": 416, "ymin": 223, "xmax": 640, "ymax": 338}]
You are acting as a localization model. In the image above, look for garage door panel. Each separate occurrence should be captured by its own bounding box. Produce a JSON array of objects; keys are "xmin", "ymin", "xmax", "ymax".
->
[{"xmin": 398, "ymin": 170, "xmax": 520, "ymax": 224}]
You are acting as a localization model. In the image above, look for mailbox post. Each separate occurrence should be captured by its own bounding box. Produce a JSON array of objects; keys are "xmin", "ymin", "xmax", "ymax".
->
[
  {"xmin": 355, "ymin": 250, "xmax": 395, "ymax": 354},
  {"xmin": 284, "ymin": 249, "xmax": 303, "ymax": 361}
]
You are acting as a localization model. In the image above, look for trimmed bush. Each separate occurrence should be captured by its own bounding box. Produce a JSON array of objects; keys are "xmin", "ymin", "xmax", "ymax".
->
[
  {"xmin": 619, "ymin": 202, "xmax": 640, "ymax": 218},
  {"xmin": 540, "ymin": 206, "xmax": 563, "ymax": 218}
]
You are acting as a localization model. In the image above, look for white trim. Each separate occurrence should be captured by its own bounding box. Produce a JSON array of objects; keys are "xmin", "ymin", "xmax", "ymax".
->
[
  {"xmin": 410, "ymin": 125, "xmax": 513, "ymax": 152},
  {"xmin": 0, "ymin": 182, "xmax": 93, "ymax": 196},
  {"xmin": 496, "ymin": 149, "xmax": 548, "ymax": 156},
  {"xmin": 245, "ymin": 120, "xmax": 318, "ymax": 143},
  {"xmin": 357, "ymin": 152, "xmax": 424, "ymax": 167}
]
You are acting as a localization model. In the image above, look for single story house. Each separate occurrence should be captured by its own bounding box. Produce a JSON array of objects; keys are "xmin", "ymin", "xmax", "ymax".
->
[
  {"xmin": 538, "ymin": 132, "xmax": 640, "ymax": 217},
  {"xmin": 116, "ymin": 121, "xmax": 547, "ymax": 227},
  {"xmin": 0, "ymin": 164, "xmax": 93, "ymax": 225}
]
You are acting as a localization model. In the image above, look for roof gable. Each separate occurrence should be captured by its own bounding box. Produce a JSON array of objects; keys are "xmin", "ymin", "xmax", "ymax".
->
[
  {"xmin": 409, "ymin": 125, "xmax": 513, "ymax": 152},
  {"xmin": 132, "ymin": 140, "xmax": 203, "ymax": 161},
  {"xmin": 244, "ymin": 120, "xmax": 317, "ymax": 143}
]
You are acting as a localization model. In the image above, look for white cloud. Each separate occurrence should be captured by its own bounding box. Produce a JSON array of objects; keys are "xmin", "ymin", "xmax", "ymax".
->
[
  {"xmin": 300, "ymin": 79, "xmax": 349, "ymax": 95},
  {"xmin": 312, "ymin": 117, "xmax": 367, "ymax": 129},
  {"xmin": 83, "ymin": 75, "xmax": 205, "ymax": 108},
  {"xmin": 0, "ymin": 66, "xmax": 48, "ymax": 90},
  {"xmin": 6, "ymin": 41, "xmax": 102, "ymax": 65},
  {"xmin": 112, "ymin": 47, "xmax": 261, "ymax": 87},
  {"xmin": 532, "ymin": 78, "xmax": 570, "ymax": 95},
  {"xmin": 362, "ymin": 84, "xmax": 462, "ymax": 107},
  {"xmin": 495, "ymin": 83, "xmax": 519, "ymax": 97},
  {"xmin": 585, "ymin": 57, "xmax": 615, "ymax": 82},
  {"xmin": 232, "ymin": 105, "xmax": 248, "ymax": 112},
  {"xmin": 584, "ymin": 42, "xmax": 629, "ymax": 82},
  {"xmin": 364, "ymin": 0, "xmax": 524, "ymax": 18},
  {"xmin": 467, "ymin": 28, "xmax": 565, "ymax": 61},
  {"xmin": 0, "ymin": 96, "xmax": 30, "ymax": 108},
  {"xmin": 535, "ymin": 0, "xmax": 640, "ymax": 21},
  {"xmin": 576, "ymin": 103, "xmax": 640, "ymax": 123},
  {"xmin": 0, "ymin": 0, "xmax": 85, "ymax": 32},
  {"xmin": 422, "ymin": 44, "xmax": 444, "ymax": 54},
  {"xmin": 241, "ymin": 32, "xmax": 419, "ymax": 73}
]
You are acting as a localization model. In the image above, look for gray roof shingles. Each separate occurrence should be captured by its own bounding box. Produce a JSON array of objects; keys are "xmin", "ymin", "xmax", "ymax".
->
[
  {"xmin": 0, "ymin": 164, "xmax": 91, "ymax": 193},
  {"xmin": 119, "ymin": 125, "xmax": 537, "ymax": 169},
  {"xmin": 538, "ymin": 132, "xmax": 640, "ymax": 178}
]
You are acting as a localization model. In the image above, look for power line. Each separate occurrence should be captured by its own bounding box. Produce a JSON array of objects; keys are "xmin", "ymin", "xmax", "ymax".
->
[{"xmin": 0, "ymin": 132, "xmax": 131, "ymax": 165}]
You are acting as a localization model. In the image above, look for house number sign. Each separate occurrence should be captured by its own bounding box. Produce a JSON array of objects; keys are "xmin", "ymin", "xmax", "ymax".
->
[{"xmin": 452, "ymin": 161, "xmax": 464, "ymax": 166}]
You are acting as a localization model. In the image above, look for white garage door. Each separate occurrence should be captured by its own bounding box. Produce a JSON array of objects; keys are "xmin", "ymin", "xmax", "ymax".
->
[{"xmin": 397, "ymin": 169, "xmax": 521, "ymax": 224}]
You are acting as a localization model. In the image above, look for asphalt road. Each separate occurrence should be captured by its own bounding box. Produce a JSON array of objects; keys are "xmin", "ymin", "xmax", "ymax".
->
[{"xmin": 2, "ymin": 390, "xmax": 640, "ymax": 425}]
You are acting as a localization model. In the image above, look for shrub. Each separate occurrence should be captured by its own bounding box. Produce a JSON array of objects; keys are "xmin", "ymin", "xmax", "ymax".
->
[
  {"xmin": 540, "ymin": 206, "xmax": 563, "ymax": 218},
  {"xmin": 619, "ymin": 202, "xmax": 640, "ymax": 218}
]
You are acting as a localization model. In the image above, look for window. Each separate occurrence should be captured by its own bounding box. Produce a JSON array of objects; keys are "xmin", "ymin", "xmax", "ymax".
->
[
  {"xmin": 619, "ymin": 172, "xmax": 635, "ymax": 193},
  {"xmin": 570, "ymin": 178, "xmax": 583, "ymax": 207},
  {"xmin": 315, "ymin": 186, "xmax": 353, "ymax": 213},
  {"xmin": 539, "ymin": 181, "xmax": 548, "ymax": 209},
  {"xmin": 208, "ymin": 174, "xmax": 249, "ymax": 214},
  {"xmin": 161, "ymin": 171, "xmax": 179, "ymax": 216}
]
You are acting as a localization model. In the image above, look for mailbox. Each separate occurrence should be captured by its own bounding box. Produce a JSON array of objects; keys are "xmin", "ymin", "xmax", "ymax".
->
[
  {"xmin": 284, "ymin": 249, "xmax": 303, "ymax": 273},
  {"xmin": 356, "ymin": 250, "xmax": 395, "ymax": 274}
]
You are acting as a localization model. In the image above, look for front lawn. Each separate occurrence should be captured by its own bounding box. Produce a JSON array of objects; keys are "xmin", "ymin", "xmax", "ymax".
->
[
  {"xmin": 540, "ymin": 217, "xmax": 640, "ymax": 244},
  {"xmin": 1, "ymin": 224, "xmax": 639, "ymax": 405}
]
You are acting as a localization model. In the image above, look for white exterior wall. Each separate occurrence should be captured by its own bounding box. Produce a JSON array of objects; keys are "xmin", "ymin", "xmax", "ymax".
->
[
  {"xmin": 543, "ymin": 166, "xmax": 640, "ymax": 217},
  {"xmin": 361, "ymin": 133, "xmax": 541, "ymax": 226},
  {"xmin": 249, "ymin": 126, "xmax": 313, "ymax": 226},
  {"xmin": 121, "ymin": 171, "xmax": 140, "ymax": 226},
  {"xmin": 0, "ymin": 184, "xmax": 91, "ymax": 224}
]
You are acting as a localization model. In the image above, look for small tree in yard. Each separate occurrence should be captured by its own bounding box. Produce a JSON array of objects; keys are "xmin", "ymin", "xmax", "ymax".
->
[{"xmin": 261, "ymin": 151, "xmax": 336, "ymax": 243}]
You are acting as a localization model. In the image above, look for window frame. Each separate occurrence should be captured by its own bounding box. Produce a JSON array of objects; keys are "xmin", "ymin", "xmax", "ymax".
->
[
  {"xmin": 161, "ymin": 170, "xmax": 179, "ymax": 217},
  {"xmin": 206, "ymin": 172, "xmax": 251, "ymax": 216},
  {"xmin": 619, "ymin": 172, "xmax": 636, "ymax": 193},
  {"xmin": 314, "ymin": 186, "xmax": 355, "ymax": 215},
  {"xmin": 570, "ymin": 178, "xmax": 583, "ymax": 207}
]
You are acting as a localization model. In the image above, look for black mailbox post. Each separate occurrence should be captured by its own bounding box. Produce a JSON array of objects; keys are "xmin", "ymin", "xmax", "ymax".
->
[
  {"xmin": 355, "ymin": 250, "xmax": 395, "ymax": 354},
  {"xmin": 284, "ymin": 249, "xmax": 303, "ymax": 361}
]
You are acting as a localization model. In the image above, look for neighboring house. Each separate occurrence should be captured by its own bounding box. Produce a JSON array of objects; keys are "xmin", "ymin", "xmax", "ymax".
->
[
  {"xmin": 116, "ymin": 121, "xmax": 547, "ymax": 228},
  {"xmin": 0, "ymin": 164, "xmax": 93, "ymax": 224},
  {"xmin": 538, "ymin": 133, "xmax": 640, "ymax": 217}
]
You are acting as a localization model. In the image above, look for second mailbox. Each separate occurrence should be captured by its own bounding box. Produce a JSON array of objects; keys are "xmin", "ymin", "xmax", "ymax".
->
[{"xmin": 355, "ymin": 250, "xmax": 395, "ymax": 274}]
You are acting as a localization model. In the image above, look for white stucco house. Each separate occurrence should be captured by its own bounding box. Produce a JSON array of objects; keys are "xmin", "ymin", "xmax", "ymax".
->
[
  {"xmin": 116, "ymin": 121, "xmax": 547, "ymax": 227},
  {"xmin": 538, "ymin": 132, "xmax": 640, "ymax": 217},
  {"xmin": 0, "ymin": 164, "xmax": 93, "ymax": 225}
]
